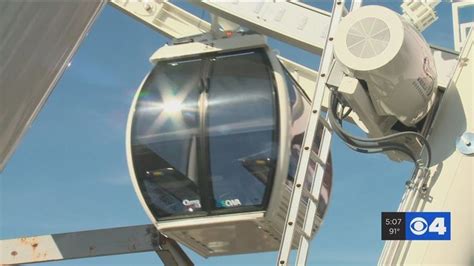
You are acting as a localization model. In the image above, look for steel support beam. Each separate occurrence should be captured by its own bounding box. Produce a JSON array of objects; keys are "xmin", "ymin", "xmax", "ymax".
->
[
  {"xmin": 197, "ymin": 1, "xmax": 331, "ymax": 55},
  {"xmin": 378, "ymin": 31, "xmax": 474, "ymax": 266},
  {"xmin": 0, "ymin": 0, "xmax": 459, "ymax": 174},
  {"xmin": 0, "ymin": 0, "xmax": 107, "ymax": 171},
  {"xmin": 110, "ymin": 0, "xmax": 210, "ymax": 39},
  {"xmin": 111, "ymin": 1, "xmax": 458, "ymax": 98},
  {"xmin": 0, "ymin": 224, "xmax": 192, "ymax": 265}
]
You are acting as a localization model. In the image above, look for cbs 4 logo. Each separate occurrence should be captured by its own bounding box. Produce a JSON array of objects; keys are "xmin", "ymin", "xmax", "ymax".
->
[{"xmin": 409, "ymin": 217, "xmax": 447, "ymax": 236}]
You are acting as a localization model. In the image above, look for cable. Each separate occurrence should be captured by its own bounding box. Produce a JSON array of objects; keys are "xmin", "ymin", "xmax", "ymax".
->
[
  {"xmin": 330, "ymin": 92, "xmax": 431, "ymax": 167},
  {"xmin": 328, "ymin": 90, "xmax": 432, "ymax": 168},
  {"xmin": 341, "ymin": 107, "xmax": 352, "ymax": 120}
]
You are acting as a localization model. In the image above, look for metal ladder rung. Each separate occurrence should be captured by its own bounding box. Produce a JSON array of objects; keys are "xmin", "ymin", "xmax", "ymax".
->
[
  {"xmin": 277, "ymin": 0, "xmax": 344, "ymax": 265},
  {"xmin": 302, "ymin": 188, "xmax": 319, "ymax": 203},
  {"xmin": 318, "ymin": 117, "xmax": 332, "ymax": 131},
  {"xmin": 295, "ymin": 227, "xmax": 312, "ymax": 241},
  {"xmin": 311, "ymin": 154, "xmax": 327, "ymax": 168}
]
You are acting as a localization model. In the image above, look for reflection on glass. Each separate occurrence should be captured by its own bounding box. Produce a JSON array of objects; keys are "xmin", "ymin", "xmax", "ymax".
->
[
  {"xmin": 131, "ymin": 49, "xmax": 279, "ymax": 220},
  {"xmin": 130, "ymin": 50, "xmax": 331, "ymax": 221},
  {"xmin": 131, "ymin": 58, "xmax": 204, "ymax": 218},
  {"xmin": 208, "ymin": 51, "xmax": 277, "ymax": 209}
]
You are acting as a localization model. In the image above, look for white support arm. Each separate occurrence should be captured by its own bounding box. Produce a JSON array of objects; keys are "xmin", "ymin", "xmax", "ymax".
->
[
  {"xmin": 110, "ymin": 0, "xmax": 210, "ymax": 39},
  {"xmin": 0, "ymin": 225, "xmax": 192, "ymax": 265},
  {"xmin": 350, "ymin": 0, "xmax": 363, "ymax": 11},
  {"xmin": 193, "ymin": 1, "xmax": 457, "ymax": 90},
  {"xmin": 196, "ymin": 1, "xmax": 331, "ymax": 54},
  {"xmin": 109, "ymin": 0, "xmax": 328, "ymax": 103},
  {"xmin": 278, "ymin": 56, "xmax": 319, "ymax": 101},
  {"xmin": 0, "ymin": 0, "xmax": 460, "ymax": 174},
  {"xmin": 452, "ymin": 1, "xmax": 474, "ymax": 52},
  {"xmin": 110, "ymin": 0, "xmax": 457, "ymax": 97},
  {"xmin": 401, "ymin": 0, "xmax": 440, "ymax": 32},
  {"xmin": 0, "ymin": 0, "xmax": 106, "ymax": 172}
]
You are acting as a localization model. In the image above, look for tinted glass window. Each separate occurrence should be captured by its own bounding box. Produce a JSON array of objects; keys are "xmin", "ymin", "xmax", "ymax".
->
[
  {"xmin": 131, "ymin": 58, "xmax": 205, "ymax": 218},
  {"xmin": 207, "ymin": 51, "xmax": 277, "ymax": 209},
  {"xmin": 130, "ymin": 49, "xmax": 279, "ymax": 220}
]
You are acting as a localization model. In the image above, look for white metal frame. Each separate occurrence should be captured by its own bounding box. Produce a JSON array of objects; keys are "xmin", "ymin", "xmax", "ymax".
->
[
  {"xmin": 1, "ymin": 1, "xmax": 469, "ymax": 265},
  {"xmin": 110, "ymin": 0, "xmax": 210, "ymax": 38},
  {"xmin": 196, "ymin": 1, "xmax": 331, "ymax": 54},
  {"xmin": 350, "ymin": 0, "xmax": 363, "ymax": 11},
  {"xmin": 277, "ymin": 1, "xmax": 345, "ymax": 265},
  {"xmin": 401, "ymin": 0, "xmax": 440, "ymax": 32},
  {"xmin": 378, "ymin": 31, "xmax": 474, "ymax": 266},
  {"xmin": 125, "ymin": 36, "xmax": 275, "ymax": 232},
  {"xmin": 452, "ymin": 1, "xmax": 474, "ymax": 52},
  {"xmin": 0, "ymin": 1, "xmax": 107, "ymax": 171},
  {"xmin": 111, "ymin": 0, "xmax": 458, "ymax": 111}
]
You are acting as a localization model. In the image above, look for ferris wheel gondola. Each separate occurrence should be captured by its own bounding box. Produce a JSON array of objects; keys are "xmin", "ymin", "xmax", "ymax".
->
[{"xmin": 126, "ymin": 34, "xmax": 332, "ymax": 257}]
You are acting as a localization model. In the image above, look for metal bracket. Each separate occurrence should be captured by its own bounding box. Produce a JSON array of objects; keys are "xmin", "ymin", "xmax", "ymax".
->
[
  {"xmin": 456, "ymin": 132, "xmax": 474, "ymax": 155},
  {"xmin": 153, "ymin": 231, "xmax": 194, "ymax": 266}
]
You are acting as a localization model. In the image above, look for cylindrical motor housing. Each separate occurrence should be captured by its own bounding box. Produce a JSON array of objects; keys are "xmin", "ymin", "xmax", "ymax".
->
[{"xmin": 334, "ymin": 5, "xmax": 437, "ymax": 126}]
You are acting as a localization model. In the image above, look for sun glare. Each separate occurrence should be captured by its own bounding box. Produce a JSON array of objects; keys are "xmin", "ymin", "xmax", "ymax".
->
[{"xmin": 162, "ymin": 99, "xmax": 183, "ymax": 114}]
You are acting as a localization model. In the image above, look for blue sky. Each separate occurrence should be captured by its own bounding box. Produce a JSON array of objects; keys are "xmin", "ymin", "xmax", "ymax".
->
[{"xmin": 0, "ymin": 1, "xmax": 468, "ymax": 265}]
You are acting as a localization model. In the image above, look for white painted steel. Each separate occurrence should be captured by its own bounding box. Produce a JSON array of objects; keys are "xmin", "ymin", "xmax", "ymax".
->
[
  {"xmin": 197, "ymin": 1, "xmax": 331, "ymax": 54},
  {"xmin": 1, "ymin": 1, "xmax": 469, "ymax": 265},
  {"xmin": 350, "ymin": 0, "xmax": 363, "ymax": 11},
  {"xmin": 110, "ymin": 0, "xmax": 210, "ymax": 39},
  {"xmin": 111, "ymin": 0, "xmax": 456, "ymax": 106},
  {"xmin": 378, "ymin": 31, "xmax": 474, "ymax": 266},
  {"xmin": 0, "ymin": 225, "xmax": 158, "ymax": 265},
  {"xmin": 149, "ymin": 34, "xmax": 268, "ymax": 63},
  {"xmin": 0, "ymin": 0, "xmax": 458, "ymax": 174},
  {"xmin": 276, "ymin": 1, "xmax": 344, "ymax": 265},
  {"xmin": 401, "ymin": 0, "xmax": 440, "ymax": 32},
  {"xmin": 0, "ymin": 1, "xmax": 106, "ymax": 171},
  {"xmin": 452, "ymin": 1, "xmax": 474, "ymax": 52},
  {"xmin": 334, "ymin": 6, "xmax": 438, "ymax": 126},
  {"xmin": 295, "ymin": 123, "xmax": 333, "ymax": 266}
]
